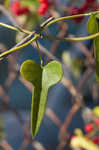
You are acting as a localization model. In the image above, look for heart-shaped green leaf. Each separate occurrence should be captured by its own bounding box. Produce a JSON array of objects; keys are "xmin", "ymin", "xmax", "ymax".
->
[
  {"xmin": 20, "ymin": 60, "xmax": 63, "ymax": 137},
  {"xmin": 94, "ymin": 37, "xmax": 99, "ymax": 61},
  {"xmin": 87, "ymin": 15, "xmax": 98, "ymax": 35},
  {"xmin": 20, "ymin": 60, "xmax": 42, "ymax": 86},
  {"xmin": 87, "ymin": 15, "xmax": 99, "ymax": 83},
  {"xmin": 87, "ymin": 15, "xmax": 99, "ymax": 61}
]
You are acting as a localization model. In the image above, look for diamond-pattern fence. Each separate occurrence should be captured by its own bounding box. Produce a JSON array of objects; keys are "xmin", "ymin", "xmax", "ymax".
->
[{"xmin": 0, "ymin": 4, "xmax": 98, "ymax": 150}]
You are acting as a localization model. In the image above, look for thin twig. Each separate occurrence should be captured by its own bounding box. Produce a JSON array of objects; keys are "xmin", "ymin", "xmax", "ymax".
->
[
  {"xmin": 57, "ymin": 103, "xmax": 80, "ymax": 150},
  {"xmin": 0, "ymin": 140, "xmax": 14, "ymax": 150}
]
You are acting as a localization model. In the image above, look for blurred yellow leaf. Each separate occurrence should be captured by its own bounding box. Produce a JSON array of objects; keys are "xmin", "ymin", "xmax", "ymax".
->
[
  {"xmin": 4, "ymin": 0, "xmax": 10, "ymax": 8},
  {"xmin": 71, "ymin": 136, "xmax": 99, "ymax": 150},
  {"xmin": 93, "ymin": 106, "xmax": 99, "ymax": 117},
  {"xmin": 74, "ymin": 128, "xmax": 83, "ymax": 136}
]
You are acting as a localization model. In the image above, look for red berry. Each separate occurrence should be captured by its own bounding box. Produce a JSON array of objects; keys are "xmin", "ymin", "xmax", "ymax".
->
[
  {"xmin": 92, "ymin": 137, "xmax": 99, "ymax": 144},
  {"xmin": 85, "ymin": 124, "xmax": 94, "ymax": 133},
  {"xmin": 75, "ymin": 17, "xmax": 84, "ymax": 23},
  {"xmin": 10, "ymin": 0, "xmax": 20, "ymax": 15},
  {"xmin": 11, "ymin": 0, "xmax": 20, "ymax": 9},
  {"xmin": 20, "ymin": 7, "xmax": 30, "ymax": 15},
  {"xmin": 41, "ymin": 3, "xmax": 49, "ymax": 10},
  {"xmin": 38, "ymin": 2, "xmax": 49, "ymax": 15},
  {"xmin": 86, "ymin": 0, "xmax": 96, "ymax": 3},
  {"xmin": 95, "ymin": 118, "xmax": 99, "ymax": 126},
  {"xmin": 14, "ymin": 9, "xmax": 23, "ymax": 16},
  {"xmin": 80, "ymin": 2, "xmax": 89, "ymax": 13},
  {"xmin": 71, "ymin": 6, "xmax": 79, "ymax": 15},
  {"xmin": 39, "ymin": 0, "xmax": 48, "ymax": 3},
  {"xmin": 11, "ymin": 0, "xmax": 30, "ymax": 16},
  {"xmin": 70, "ymin": 7, "xmax": 84, "ymax": 23},
  {"xmin": 38, "ymin": 6, "xmax": 46, "ymax": 15}
]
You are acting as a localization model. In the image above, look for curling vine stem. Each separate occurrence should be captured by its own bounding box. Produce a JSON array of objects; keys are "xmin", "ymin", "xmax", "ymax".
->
[{"xmin": 0, "ymin": 11, "xmax": 99, "ymax": 59}]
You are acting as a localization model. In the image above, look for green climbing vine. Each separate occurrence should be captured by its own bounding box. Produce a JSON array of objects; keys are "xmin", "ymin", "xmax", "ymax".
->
[{"xmin": 0, "ymin": 11, "xmax": 99, "ymax": 137}]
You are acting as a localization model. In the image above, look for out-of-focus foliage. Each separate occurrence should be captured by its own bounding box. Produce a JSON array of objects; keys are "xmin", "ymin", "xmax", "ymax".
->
[{"xmin": 70, "ymin": 106, "xmax": 99, "ymax": 149}]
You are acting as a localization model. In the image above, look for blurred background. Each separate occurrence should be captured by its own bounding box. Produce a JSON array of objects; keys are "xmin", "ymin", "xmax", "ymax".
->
[{"xmin": 0, "ymin": 0, "xmax": 99, "ymax": 150}]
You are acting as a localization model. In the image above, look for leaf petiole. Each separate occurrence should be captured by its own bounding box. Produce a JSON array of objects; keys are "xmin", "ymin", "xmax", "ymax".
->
[{"xmin": 35, "ymin": 39, "xmax": 43, "ymax": 66}]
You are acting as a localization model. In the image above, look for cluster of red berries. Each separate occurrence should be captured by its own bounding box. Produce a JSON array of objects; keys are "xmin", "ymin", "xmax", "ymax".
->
[
  {"xmin": 11, "ymin": 0, "xmax": 30, "ymax": 16},
  {"xmin": 11, "ymin": 0, "xmax": 54, "ymax": 16},
  {"xmin": 85, "ymin": 118, "xmax": 99, "ymax": 133},
  {"xmin": 70, "ymin": 0, "xmax": 97, "ymax": 23},
  {"xmin": 71, "ymin": 118, "xmax": 99, "ymax": 145},
  {"xmin": 38, "ymin": 0, "xmax": 52, "ymax": 15},
  {"xmin": 84, "ymin": 118, "xmax": 99, "ymax": 144}
]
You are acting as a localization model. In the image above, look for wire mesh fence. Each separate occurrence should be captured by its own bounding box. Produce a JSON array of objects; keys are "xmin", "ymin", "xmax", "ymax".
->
[{"xmin": 0, "ymin": 3, "xmax": 98, "ymax": 150}]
